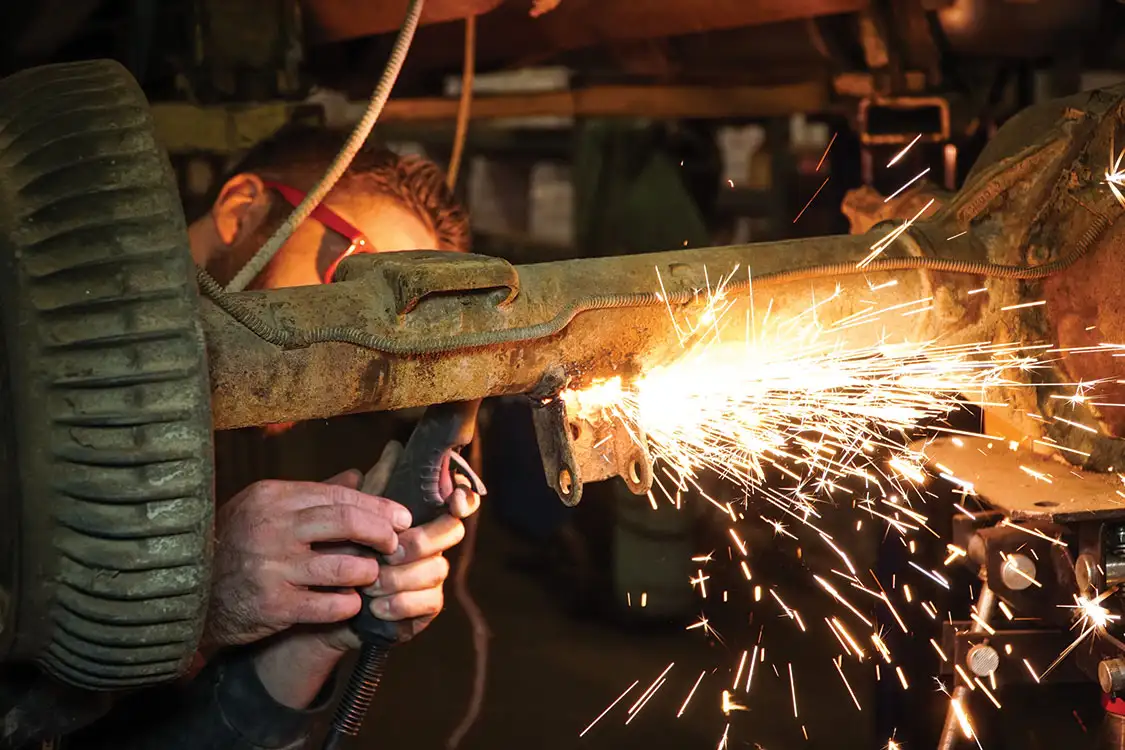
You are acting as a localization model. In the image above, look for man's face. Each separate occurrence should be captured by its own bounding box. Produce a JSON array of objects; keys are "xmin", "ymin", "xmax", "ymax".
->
[
  {"xmin": 257, "ymin": 188, "xmax": 440, "ymax": 289},
  {"xmin": 194, "ymin": 173, "xmax": 441, "ymax": 290}
]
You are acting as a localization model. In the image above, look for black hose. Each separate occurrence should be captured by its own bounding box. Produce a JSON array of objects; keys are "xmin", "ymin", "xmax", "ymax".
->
[{"xmin": 196, "ymin": 226, "xmax": 1099, "ymax": 357}]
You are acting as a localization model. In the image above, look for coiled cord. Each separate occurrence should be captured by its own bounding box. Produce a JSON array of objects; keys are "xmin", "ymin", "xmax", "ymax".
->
[
  {"xmin": 224, "ymin": 0, "xmax": 426, "ymax": 293},
  {"xmin": 322, "ymin": 644, "xmax": 390, "ymax": 750},
  {"xmin": 197, "ymin": 230, "xmax": 1099, "ymax": 357}
]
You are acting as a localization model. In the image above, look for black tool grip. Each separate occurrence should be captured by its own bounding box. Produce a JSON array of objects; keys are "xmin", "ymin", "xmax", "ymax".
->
[{"xmin": 351, "ymin": 399, "xmax": 481, "ymax": 645}]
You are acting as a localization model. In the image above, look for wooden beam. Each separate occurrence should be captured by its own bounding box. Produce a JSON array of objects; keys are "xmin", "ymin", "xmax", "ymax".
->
[{"xmin": 379, "ymin": 82, "xmax": 831, "ymax": 122}]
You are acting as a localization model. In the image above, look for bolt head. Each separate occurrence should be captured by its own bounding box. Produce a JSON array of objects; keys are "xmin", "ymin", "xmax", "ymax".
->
[
  {"xmin": 1000, "ymin": 553, "xmax": 1037, "ymax": 591},
  {"xmin": 1076, "ymin": 553, "xmax": 1102, "ymax": 596},
  {"xmin": 1100, "ymin": 659, "xmax": 1125, "ymax": 694},
  {"xmin": 967, "ymin": 643, "xmax": 1000, "ymax": 677}
]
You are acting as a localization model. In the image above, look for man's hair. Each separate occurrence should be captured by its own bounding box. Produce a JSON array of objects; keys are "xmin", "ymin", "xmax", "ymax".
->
[{"xmin": 208, "ymin": 124, "xmax": 470, "ymax": 252}]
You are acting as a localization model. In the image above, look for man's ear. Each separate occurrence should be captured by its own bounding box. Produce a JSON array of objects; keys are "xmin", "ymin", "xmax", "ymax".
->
[{"xmin": 211, "ymin": 173, "xmax": 270, "ymax": 246}]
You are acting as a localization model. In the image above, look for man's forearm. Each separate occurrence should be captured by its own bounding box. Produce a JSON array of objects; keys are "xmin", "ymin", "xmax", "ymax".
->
[
  {"xmin": 66, "ymin": 644, "xmax": 339, "ymax": 750},
  {"xmin": 253, "ymin": 633, "xmax": 346, "ymax": 710}
]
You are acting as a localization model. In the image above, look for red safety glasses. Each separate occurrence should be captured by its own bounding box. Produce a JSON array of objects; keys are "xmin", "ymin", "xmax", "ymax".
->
[{"xmin": 262, "ymin": 180, "xmax": 369, "ymax": 283}]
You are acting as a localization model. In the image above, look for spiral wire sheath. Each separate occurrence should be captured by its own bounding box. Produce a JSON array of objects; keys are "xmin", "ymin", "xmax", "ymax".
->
[
  {"xmin": 224, "ymin": 0, "xmax": 427, "ymax": 293},
  {"xmin": 197, "ymin": 230, "xmax": 1098, "ymax": 358},
  {"xmin": 326, "ymin": 644, "xmax": 391, "ymax": 745}
]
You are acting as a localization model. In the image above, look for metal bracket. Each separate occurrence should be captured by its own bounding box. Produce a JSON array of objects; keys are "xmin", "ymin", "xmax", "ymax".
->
[
  {"xmin": 529, "ymin": 370, "xmax": 653, "ymax": 506},
  {"xmin": 940, "ymin": 623, "xmax": 1088, "ymax": 684}
]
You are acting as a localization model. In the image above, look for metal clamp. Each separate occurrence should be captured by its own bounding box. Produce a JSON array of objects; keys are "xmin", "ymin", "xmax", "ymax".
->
[{"xmin": 335, "ymin": 250, "xmax": 520, "ymax": 314}]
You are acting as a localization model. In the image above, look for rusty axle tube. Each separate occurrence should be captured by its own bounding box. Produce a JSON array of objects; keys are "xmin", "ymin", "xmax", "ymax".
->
[{"xmin": 203, "ymin": 224, "xmax": 977, "ymax": 431}]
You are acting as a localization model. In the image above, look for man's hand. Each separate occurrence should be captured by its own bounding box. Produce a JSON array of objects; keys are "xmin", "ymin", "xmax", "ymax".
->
[
  {"xmin": 316, "ymin": 443, "xmax": 482, "ymax": 651},
  {"xmin": 208, "ymin": 464, "xmax": 411, "ymax": 647},
  {"xmin": 248, "ymin": 442, "xmax": 482, "ymax": 709}
]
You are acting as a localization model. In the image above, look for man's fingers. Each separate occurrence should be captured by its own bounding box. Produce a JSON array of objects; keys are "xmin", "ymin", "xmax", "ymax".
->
[
  {"xmin": 290, "ymin": 554, "xmax": 381, "ymax": 589},
  {"xmin": 288, "ymin": 591, "xmax": 363, "ymax": 625},
  {"xmin": 368, "ymin": 587, "xmax": 444, "ymax": 622},
  {"xmin": 447, "ymin": 487, "xmax": 480, "ymax": 520},
  {"xmin": 361, "ymin": 441, "xmax": 403, "ymax": 495},
  {"xmin": 292, "ymin": 504, "xmax": 400, "ymax": 554},
  {"xmin": 261, "ymin": 481, "xmax": 411, "ymax": 530},
  {"xmin": 364, "ymin": 555, "xmax": 449, "ymax": 596},
  {"xmin": 385, "ymin": 515, "xmax": 465, "ymax": 564}
]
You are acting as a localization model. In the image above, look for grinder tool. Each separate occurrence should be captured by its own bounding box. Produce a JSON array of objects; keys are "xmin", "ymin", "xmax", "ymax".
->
[{"xmin": 322, "ymin": 399, "xmax": 484, "ymax": 750}]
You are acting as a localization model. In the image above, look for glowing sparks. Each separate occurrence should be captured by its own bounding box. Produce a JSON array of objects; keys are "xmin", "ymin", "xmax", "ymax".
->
[
  {"xmin": 833, "ymin": 656, "xmax": 863, "ymax": 710},
  {"xmin": 974, "ymin": 678, "xmax": 1002, "ymax": 709},
  {"xmin": 732, "ymin": 650, "xmax": 748, "ymax": 689},
  {"xmin": 580, "ymin": 680, "xmax": 639, "ymax": 737},
  {"xmin": 678, "ymin": 672, "xmax": 706, "ymax": 717},
  {"xmin": 951, "ymin": 696, "xmax": 975, "ymax": 739},
  {"xmin": 1000, "ymin": 300, "xmax": 1047, "ymax": 312},
  {"xmin": 788, "ymin": 663, "xmax": 799, "ymax": 718},
  {"xmin": 720, "ymin": 690, "xmax": 746, "ymax": 716},
  {"xmin": 887, "ymin": 134, "xmax": 922, "ymax": 167},
  {"xmin": 794, "ymin": 175, "xmax": 831, "ymax": 224},
  {"xmin": 884, "ymin": 167, "xmax": 931, "ymax": 203},
  {"xmin": 858, "ymin": 199, "xmax": 936, "ymax": 267},
  {"xmin": 1106, "ymin": 140, "xmax": 1125, "ymax": 206},
  {"xmin": 1043, "ymin": 590, "xmax": 1121, "ymax": 679}
]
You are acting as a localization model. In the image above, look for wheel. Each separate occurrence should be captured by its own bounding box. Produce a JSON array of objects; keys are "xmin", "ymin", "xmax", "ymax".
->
[{"xmin": 0, "ymin": 60, "xmax": 214, "ymax": 690}]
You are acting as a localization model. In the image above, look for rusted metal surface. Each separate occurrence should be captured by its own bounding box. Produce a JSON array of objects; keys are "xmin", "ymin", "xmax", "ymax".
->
[
  {"xmin": 841, "ymin": 182, "xmax": 950, "ymax": 235},
  {"xmin": 300, "ymin": 0, "xmax": 503, "ymax": 40},
  {"xmin": 1042, "ymin": 202, "xmax": 1125, "ymax": 440},
  {"xmin": 348, "ymin": 0, "xmax": 868, "ymax": 65}
]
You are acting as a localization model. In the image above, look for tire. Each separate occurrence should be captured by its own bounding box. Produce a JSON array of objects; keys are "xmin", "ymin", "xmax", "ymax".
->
[{"xmin": 0, "ymin": 60, "xmax": 214, "ymax": 690}]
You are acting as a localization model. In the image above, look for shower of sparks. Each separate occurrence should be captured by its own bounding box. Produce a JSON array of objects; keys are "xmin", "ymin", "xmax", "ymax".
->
[
  {"xmin": 560, "ymin": 160, "xmax": 1125, "ymax": 745},
  {"xmin": 562, "ymin": 268, "xmax": 1041, "ymax": 530},
  {"xmin": 559, "ymin": 264, "xmax": 1060, "ymax": 744}
]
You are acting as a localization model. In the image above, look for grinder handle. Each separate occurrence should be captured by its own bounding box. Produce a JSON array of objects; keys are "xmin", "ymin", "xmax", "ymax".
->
[{"xmin": 352, "ymin": 399, "xmax": 482, "ymax": 646}]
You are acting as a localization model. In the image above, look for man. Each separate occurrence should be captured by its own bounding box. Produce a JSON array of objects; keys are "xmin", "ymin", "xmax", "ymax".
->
[{"xmin": 60, "ymin": 126, "xmax": 478, "ymax": 750}]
